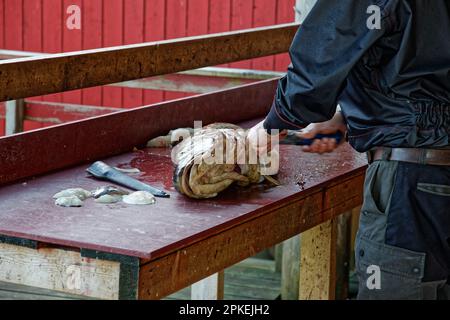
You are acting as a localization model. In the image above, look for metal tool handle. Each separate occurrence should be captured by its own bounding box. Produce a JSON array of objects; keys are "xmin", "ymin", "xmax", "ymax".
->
[
  {"xmin": 87, "ymin": 161, "xmax": 170, "ymax": 198},
  {"xmin": 281, "ymin": 131, "xmax": 343, "ymax": 146}
]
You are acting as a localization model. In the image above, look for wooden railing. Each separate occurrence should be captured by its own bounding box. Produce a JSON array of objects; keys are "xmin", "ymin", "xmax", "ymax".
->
[{"xmin": 0, "ymin": 23, "xmax": 298, "ymax": 101}]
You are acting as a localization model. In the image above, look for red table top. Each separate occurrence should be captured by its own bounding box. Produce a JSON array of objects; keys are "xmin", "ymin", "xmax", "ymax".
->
[{"xmin": 0, "ymin": 143, "xmax": 367, "ymax": 259}]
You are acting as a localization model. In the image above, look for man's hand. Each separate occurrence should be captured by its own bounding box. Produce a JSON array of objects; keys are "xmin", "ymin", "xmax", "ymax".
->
[
  {"xmin": 247, "ymin": 120, "xmax": 287, "ymax": 156},
  {"xmin": 298, "ymin": 112, "xmax": 347, "ymax": 154}
]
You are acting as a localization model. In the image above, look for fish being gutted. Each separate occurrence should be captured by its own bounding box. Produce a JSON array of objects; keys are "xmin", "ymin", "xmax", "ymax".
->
[
  {"xmin": 92, "ymin": 186, "xmax": 129, "ymax": 199},
  {"xmin": 151, "ymin": 123, "xmax": 279, "ymax": 199}
]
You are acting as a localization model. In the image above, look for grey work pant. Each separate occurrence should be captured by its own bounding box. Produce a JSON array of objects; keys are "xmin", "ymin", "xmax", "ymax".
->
[{"xmin": 355, "ymin": 160, "xmax": 450, "ymax": 300}]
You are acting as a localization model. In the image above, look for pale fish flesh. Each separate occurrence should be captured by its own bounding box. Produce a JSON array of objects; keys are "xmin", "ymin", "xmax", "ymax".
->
[
  {"xmin": 95, "ymin": 194, "xmax": 123, "ymax": 204},
  {"xmin": 123, "ymin": 191, "xmax": 156, "ymax": 205},
  {"xmin": 53, "ymin": 188, "xmax": 92, "ymax": 201},
  {"xmin": 92, "ymin": 186, "xmax": 129, "ymax": 199},
  {"xmin": 113, "ymin": 167, "xmax": 141, "ymax": 174},
  {"xmin": 55, "ymin": 196, "xmax": 84, "ymax": 207},
  {"xmin": 147, "ymin": 128, "xmax": 195, "ymax": 148}
]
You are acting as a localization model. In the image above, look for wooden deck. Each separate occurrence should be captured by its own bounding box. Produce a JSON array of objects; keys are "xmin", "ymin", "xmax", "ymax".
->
[{"xmin": 0, "ymin": 257, "xmax": 281, "ymax": 300}]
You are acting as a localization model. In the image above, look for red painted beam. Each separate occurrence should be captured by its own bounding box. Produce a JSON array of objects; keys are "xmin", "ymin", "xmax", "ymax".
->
[
  {"xmin": 0, "ymin": 23, "xmax": 298, "ymax": 102},
  {"xmin": 0, "ymin": 79, "xmax": 278, "ymax": 186}
]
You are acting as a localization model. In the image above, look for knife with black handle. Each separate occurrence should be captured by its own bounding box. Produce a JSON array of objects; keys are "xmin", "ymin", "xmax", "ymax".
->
[
  {"xmin": 280, "ymin": 131, "xmax": 343, "ymax": 146},
  {"xmin": 86, "ymin": 161, "xmax": 170, "ymax": 198}
]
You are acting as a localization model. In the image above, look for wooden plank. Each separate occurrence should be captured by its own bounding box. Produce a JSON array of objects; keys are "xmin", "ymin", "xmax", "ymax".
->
[
  {"xmin": 231, "ymin": 257, "xmax": 276, "ymax": 273},
  {"xmin": 0, "ymin": 141, "xmax": 366, "ymax": 260},
  {"xmin": 209, "ymin": 0, "xmax": 231, "ymax": 33},
  {"xmin": 335, "ymin": 211, "xmax": 352, "ymax": 300},
  {"xmin": 123, "ymin": 0, "xmax": 144, "ymax": 108},
  {"xmin": 0, "ymin": 0, "xmax": 4, "ymax": 50},
  {"xmin": 62, "ymin": 0, "xmax": 82, "ymax": 104},
  {"xmin": 186, "ymin": 0, "xmax": 209, "ymax": 100},
  {"xmin": 138, "ymin": 174, "xmax": 364, "ymax": 299},
  {"xmin": 0, "ymin": 79, "xmax": 278, "ymax": 185},
  {"xmin": 275, "ymin": 0, "xmax": 295, "ymax": 71},
  {"xmin": 252, "ymin": 0, "xmax": 277, "ymax": 71},
  {"xmin": 299, "ymin": 219, "xmax": 337, "ymax": 300},
  {"xmin": 191, "ymin": 271, "xmax": 225, "ymax": 300},
  {"xmin": 111, "ymin": 73, "xmax": 256, "ymax": 94},
  {"xmin": 42, "ymin": 0, "xmax": 63, "ymax": 102},
  {"xmin": 281, "ymin": 235, "xmax": 300, "ymax": 300},
  {"xmin": 0, "ymin": 242, "xmax": 121, "ymax": 300},
  {"xmin": 143, "ymin": 0, "xmax": 165, "ymax": 105},
  {"xmin": 23, "ymin": 100, "xmax": 115, "ymax": 117},
  {"xmin": 1, "ymin": 256, "xmax": 282, "ymax": 300},
  {"xmin": 0, "ymin": 281, "xmax": 94, "ymax": 300},
  {"xmin": 82, "ymin": 0, "xmax": 103, "ymax": 106},
  {"xmin": 0, "ymin": 49, "xmax": 46, "ymax": 60},
  {"xmin": 23, "ymin": 0, "xmax": 42, "ymax": 52},
  {"xmin": 23, "ymin": 119, "xmax": 42, "ymax": 131},
  {"xmin": 166, "ymin": 0, "xmax": 188, "ymax": 101},
  {"xmin": 5, "ymin": 99, "xmax": 24, "ymax": 135},
  {"xmin": 181, "ymin": 66, "xmax": 284, "ymax": 79},
  {"xmin": 4, "ymin": 0, "xmax": 23, "ymax": 50},
  {"xmin": 0, "ymin": 23, "xmax": 299, "ymax": 101},
  {"xmin": 81, "ymin": 250, "xmax": 139, "ymax": 300},
  {"xmin": 230, "ymin": 0, "xmax": 254, "ymax": 69},
  {"xmin": 167, "ymin": 258, "xmax": 281, "ymax": 301},
  {"xmin": 102, "ymin": 0, "xmax": 124, "ymax": 108},
  {"xmin": 22, "ymin": 100, "xmax": 118, "ymax": 124},
  {"xmin": 0, "ymin": 118, "xmax": 5, "ymax": 137},
  {"xmin": 187, "ymin": 0, "xmax": 209, "ymax": 37},
  {"xmin": 274, "ymin": 243, "xmax": 283, "ymax": 273},
  {"xmin": 209, "ymin": 0, "xmax": 231, "ymax": 68}
]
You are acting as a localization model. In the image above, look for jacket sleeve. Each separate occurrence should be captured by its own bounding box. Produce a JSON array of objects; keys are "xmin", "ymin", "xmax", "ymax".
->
[{"xmin": 264, "ymin": 0, "xmax": 392, "ymax": 131}]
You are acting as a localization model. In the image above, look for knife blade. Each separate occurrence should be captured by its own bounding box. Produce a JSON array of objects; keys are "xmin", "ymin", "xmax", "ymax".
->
[{"xmin": 86, "ymin": 161, "xmax": 170, "ymax": 198}]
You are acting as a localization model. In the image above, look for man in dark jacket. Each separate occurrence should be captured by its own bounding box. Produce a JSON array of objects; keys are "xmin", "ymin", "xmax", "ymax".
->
[{"xmin": 249, "ymin": 0, "xmax": 450, "ymax": 299}]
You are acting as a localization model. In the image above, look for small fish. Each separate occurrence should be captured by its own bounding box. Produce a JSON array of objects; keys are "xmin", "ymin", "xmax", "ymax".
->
[
  {"xmin": 95, "ymin": 194, "xmax": 122, "ymax": 204},
  {"xmin": 55, "ymin": 196, "xmax": 83, "ymax": 207},
  {"xmin": 92, "ymin": 186, "xmax": 129, "ymax": 199}
]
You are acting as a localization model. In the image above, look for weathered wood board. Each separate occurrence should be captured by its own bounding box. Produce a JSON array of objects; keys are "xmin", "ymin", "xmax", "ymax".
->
[
  {"xmin": 299, "ymin": 220, "xmax": 337, "ymax": 300},
  {"xmin": 0, "ymin": 243, "xmax": 120, "ymax": 299}
]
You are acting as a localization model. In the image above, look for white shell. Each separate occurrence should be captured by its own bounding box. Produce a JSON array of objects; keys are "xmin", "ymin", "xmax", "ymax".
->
[
  {"xmin": 53, "ymin": 188, "xmax": 92, "ymax": 200},
  {"xmin": 123, "ymin": 191, "xmax": 156, "ymax": 205},
  {"xmin": 95, "ymin": 194, "xmax": 122, "ymax": 204},
  {"xmin": 55, "ymin": 196, "xmax": 84, "ymax": 207}
]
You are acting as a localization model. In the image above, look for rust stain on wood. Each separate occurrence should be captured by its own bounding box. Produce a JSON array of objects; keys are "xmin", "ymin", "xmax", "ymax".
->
[{"xmin": 0, "ymin": 23, "xmax": 298, "ymax": 101}]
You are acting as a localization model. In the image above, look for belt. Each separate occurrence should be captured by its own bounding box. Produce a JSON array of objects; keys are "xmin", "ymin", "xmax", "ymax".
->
[{"xmin": 367, "ymin": 147, "xmax": 450, "ymax": 166}]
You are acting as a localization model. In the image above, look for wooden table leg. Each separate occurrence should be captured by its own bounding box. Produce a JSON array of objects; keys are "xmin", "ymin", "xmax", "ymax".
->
[
  {"xmin": 281, "ymin": 235, "xmax": 301, "ymax": 300},
  {"xmin": 191, "ymin": 271, "xmax": 224, "ymax": 300},
  {"xmin": 335, "ymin": 212, "xmax": 352, "ymax": 299},
  {"xmin": 5, "ymin": 99, "xmax": 24, "ymax": 135},
  {"xmin": 299, "ymin": 219, "xmax": 338, "ymax": 300}
]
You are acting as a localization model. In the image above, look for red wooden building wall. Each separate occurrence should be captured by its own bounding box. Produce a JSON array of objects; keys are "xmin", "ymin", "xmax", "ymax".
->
[{"xmin": 0, "ymin": 0, "xmax": 295, "ymax": 134}]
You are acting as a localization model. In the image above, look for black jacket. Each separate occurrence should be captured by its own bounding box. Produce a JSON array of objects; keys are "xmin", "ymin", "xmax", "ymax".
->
[{"xmin": 264, "ymin": 0, "xmax": 450, "ymax": 152}]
